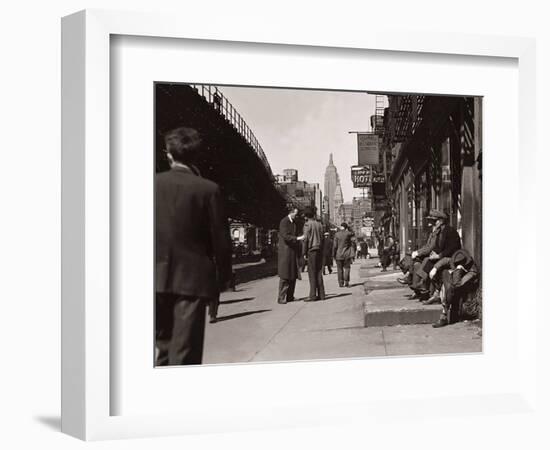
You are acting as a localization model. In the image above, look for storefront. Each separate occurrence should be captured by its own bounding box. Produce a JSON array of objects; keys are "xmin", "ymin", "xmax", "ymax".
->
[{"xmin": 386, "ymin": 95, "xmax": 482, "ymax": 266}]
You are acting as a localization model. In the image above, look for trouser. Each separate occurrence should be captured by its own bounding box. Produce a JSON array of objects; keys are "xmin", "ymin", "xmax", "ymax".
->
[
  {"xmin": 411, "ymin": 257, "xmax": 435, "ymax": 292},
  {"xmin": 307, "ymin": 249, "xmax": 326, "ymax": 300},
  {"xmin": 336, "ymin": 258, "xmax": 352, "ymax": 286},
  {"xmin": 381, "ymin": 250, "xmax": 392, "ymax": 268},
  {"xmin": 278, "ymin": 278, "xmax": 296, "ymax": 303},
  {"xmin": 155, "ymin": 293, "xmax": 207, "ymax": 366},
  {"xmin": 440, "ymin": 269, "xmax": 466, "ymax": 322}
]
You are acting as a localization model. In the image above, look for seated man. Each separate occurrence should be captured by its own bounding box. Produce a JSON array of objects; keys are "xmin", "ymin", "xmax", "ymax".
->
[
  {"xmin": 418, "ymin": 210, "xmax": 461, "ymax": 304},
  {"xmin": 397, "ymin": 211, "xmax": 441, "ymax": 299},
  {"xmin": 398, "ymin": 209, "xmax": 461, "ymax": 302},
  {"xmin": 430, "ymin": 249, "xmax": 479, "ymax": 328}
]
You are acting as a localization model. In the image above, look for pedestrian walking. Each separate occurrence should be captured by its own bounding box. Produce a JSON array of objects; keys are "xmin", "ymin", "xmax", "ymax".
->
[
  {"xmin": 333, "ymin": 223, "xmax": 354, "ymax": 287},
  {"xmin": 155, "ymin": 126, "xmax": 231, "ymax": 366},
  {"xmin": 277, "ymin": 207, "xmax": 304, "ymax": 304},
  {"xmin": 322, "ymin": 232, "xmax": 333, "ymax": 275},
  {"xmin": 302, "ymin": 207, "xmax": 325, "ymax": 301}
]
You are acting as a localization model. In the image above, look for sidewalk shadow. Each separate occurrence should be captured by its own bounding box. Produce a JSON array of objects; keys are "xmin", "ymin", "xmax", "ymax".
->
[
  {"xmin": 215, "ymin": 309, "xmax": 271, "ymax": 322},
  {"xmin": 324, "ymin": 293, "xmax": 352, "ymax": 300},
  {"xmin": 347, "ymin": 282, "xmax": 364, "ymax": 287},
  {"xmin": 219, "ymin": 297, "xmax": 255, "ymax": 305}
]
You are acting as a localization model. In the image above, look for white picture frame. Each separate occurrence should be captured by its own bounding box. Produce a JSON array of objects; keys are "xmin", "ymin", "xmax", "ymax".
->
[{"xmin": 61, "ymin": 9, "xmax": 538, "ymax": 441}]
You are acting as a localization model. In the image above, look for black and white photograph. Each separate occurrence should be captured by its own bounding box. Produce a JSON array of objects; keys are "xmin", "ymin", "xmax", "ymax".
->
[{"xmin": 154, "ymin": 83, "xmax": 483, "ymax": 366}]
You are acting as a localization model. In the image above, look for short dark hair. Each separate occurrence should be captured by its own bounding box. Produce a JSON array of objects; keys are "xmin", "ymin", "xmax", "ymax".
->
[
  {"xmin": 341, "ymin": 222, "xmax": 348, "ymax": 229},
  {"xmin": 303, "ymin": 207, "xmax": 315, "ymax": 218},
  {"xmin": 164, "ymin": 126, "xmax": 202, "ymax": 164}
]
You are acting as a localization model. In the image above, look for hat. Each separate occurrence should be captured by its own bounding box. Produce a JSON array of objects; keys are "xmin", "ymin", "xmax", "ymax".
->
[
  {"xmin": 426, "ymin": 209, "xmax": 448, "ymax": 220},
  {"xmin": 451, "ymin": 249, "xmax": 473, "ymax": 269},
  {"xmin": 324, "ymin": 232, "xmax": 330, "ymax": 236}
]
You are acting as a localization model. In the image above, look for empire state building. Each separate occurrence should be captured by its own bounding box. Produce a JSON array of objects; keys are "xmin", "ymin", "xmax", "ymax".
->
[{"xmin": 324, "ymin": 153, "xmax": 344, "ymax": 224}]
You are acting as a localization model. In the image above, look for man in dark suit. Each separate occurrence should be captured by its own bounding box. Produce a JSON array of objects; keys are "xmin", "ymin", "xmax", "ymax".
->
[
  {"xmin": 416, "ymin": 209, "xmax": 461, "ymax": 304},
  {"xmin": 277, "ymin": 207, "xmax": 304, "ymax": 304},
  {"xmin": 333, "ymin": 223, "xmax": 354, "ymax": 287},
  {"xmin": 302, "ymin": 207, "xmax": 325, "ymax": 301},
  {"xmin": 156, "ymin": 126, "xmax": 231, "ymax": 366}
]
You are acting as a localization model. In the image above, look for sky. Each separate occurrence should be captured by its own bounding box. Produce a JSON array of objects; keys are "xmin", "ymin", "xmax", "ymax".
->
[{"xmin": 216, "ymin": 85, "xmax": 382, "ymax": 203}]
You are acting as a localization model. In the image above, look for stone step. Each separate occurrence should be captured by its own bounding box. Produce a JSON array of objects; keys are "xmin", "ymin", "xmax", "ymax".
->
[{"xmin": 362, "ymin": 281, "xmax": 442, "ymax": 327}]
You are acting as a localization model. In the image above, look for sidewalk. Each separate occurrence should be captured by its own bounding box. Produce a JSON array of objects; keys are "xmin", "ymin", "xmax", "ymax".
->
[{"xmin": 203, "ymin": 259, "xmax": 482, "ymax": 365}]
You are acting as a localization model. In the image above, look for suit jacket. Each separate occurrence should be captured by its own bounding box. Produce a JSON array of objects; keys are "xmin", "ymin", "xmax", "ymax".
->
[
  {"xmin": 155, "ymin": 166, "xmax": 231, "ymax": 299},
  {"xmin": 333, "ymin": 229, "xmax": 354, "ymax": 260},
  {"xmin": 323, "ymin": 237, "xmax": 334, "ymax": 264},
  {"xmin": 302, "ymin": 219, "xmax": 324, "ymax": 253},
  {"xmin": 435, "ymin": 224, "xmax": 462, "ymax": 258},
  {"xmin": 277, "ymin": 215, "xmax": 300, "ymax": 280},
  {"xmin": 417, "ymin": 228, "xmax": 439, "ymax": 258}
]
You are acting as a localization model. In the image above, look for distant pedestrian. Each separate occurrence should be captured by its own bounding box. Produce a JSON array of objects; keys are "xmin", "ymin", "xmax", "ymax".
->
[
  {"xmin": 156, "ymin": 126, "xmax": 231, "ymax": 365},
  {"xmin": 322, "ymin": 232, "xmax": 333, "ymax": 275},
  {"xmin": 277, "ymin": 207, "xmax": 304, "ymax": 304},
  {"xmin": 381, "ymin": 234, "xmax": 395, "ymax": 272},
  {"xmin": 302, "ymin": 208, "xmax": 325, "ymax": 301},
  {"xmin": 333, "ymin": 223, "xmax": 354, "ymax": 287}
]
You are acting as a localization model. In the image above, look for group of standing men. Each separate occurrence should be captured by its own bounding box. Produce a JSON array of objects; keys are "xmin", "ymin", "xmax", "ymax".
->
[{"xmin": 276, "ymin": 206, "xmax": 356, "ymax": 304}]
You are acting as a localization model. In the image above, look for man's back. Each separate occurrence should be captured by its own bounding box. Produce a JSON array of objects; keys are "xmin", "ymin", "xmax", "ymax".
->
[
  {"xmin": 333, "ymin": 229, "xmax": 353, "ymax": 260},
  {"xmin": 156, "ymin": 167, "xmax": 229, "ymax": 298},
  {"xmin": 303, "ymin": 219, "xmax": 324, "ymax": 252}
]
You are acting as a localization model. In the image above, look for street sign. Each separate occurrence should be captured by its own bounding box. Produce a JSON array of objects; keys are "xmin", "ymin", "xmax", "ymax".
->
[
  {"xmin": 357, "ymin": 133, "xmax": 379, "ymax": 165},
  {"xmin": 351, "ymin": 166, "xmax": 370, "ymax": 188}
]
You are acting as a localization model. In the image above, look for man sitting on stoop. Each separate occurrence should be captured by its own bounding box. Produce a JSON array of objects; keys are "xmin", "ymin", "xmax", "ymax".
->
[{"xmin": 430, "ymin": 249, "xmax": 479, "ymax": 328}]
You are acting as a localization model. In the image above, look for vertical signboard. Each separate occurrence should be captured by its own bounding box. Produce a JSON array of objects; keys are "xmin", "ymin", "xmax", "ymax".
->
[{"xmin": 357, "ymin": 133, "xmax": 379, "ymax": 165}]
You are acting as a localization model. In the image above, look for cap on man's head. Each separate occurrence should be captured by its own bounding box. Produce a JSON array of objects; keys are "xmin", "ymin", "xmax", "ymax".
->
[
  {"xmin": 341, "ymin": 222, "xmax": 348, "ymax": 229},
  {"xmin": 324, "ymin": 232, "xmax": 329, "ymax": 236},
  {"xmin": 427, "ymin": 209, "xmax": 448, "ymax": 220}
]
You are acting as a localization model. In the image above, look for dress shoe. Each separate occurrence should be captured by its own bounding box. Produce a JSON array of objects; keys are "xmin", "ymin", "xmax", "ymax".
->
[
  {"xmin": 344, "ymin": 282, "xmax": 350, "ymax": 287},
  {"xmin": 432, "ymin": 319, "xmax": 448, "ymax": 328},
  {"xmin": 423, "ymin": 295, "xmax": 441, "ymax": 305},
  {"xmin": 397, "ymin": 277, "xmax": 411, "ymax": 285},
  {"xmin": 277, "ymin": 300, "xmax": 287, "ymax": 304}
]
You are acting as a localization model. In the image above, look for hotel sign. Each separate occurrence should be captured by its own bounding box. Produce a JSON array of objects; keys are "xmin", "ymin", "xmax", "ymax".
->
[
  {"xmin": 357, "ymin": 133, "xmax": 379, "ymax": 165},
  {"xmin": 351, "ymin": 166, "xmax": 370, "ymax": 188}
]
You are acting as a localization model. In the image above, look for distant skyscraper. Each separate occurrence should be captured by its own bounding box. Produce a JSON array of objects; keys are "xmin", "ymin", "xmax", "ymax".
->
[{"xmin": 324, "ymin": 153, "xmax": 340, "ymax": 224}]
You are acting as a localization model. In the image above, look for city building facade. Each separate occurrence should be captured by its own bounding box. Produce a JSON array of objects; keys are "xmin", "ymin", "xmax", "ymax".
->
[{"xmin": 382, "ymin": 95, "xmax": 482, "ymax": 269}]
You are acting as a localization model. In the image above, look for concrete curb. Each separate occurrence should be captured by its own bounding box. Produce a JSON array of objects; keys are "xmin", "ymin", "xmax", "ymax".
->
[{"xmin": 362, "ymin": 280, "xmax": 442, "ymax": 327}]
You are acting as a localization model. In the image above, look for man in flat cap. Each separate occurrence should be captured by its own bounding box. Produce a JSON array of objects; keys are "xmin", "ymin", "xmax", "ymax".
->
[
  {"xmin": 413, "ymin": 209, "xmax": 461, "ymax": 304},
  {"xmin": 155, "ymin": 126, "xmax": 232, "ymax": 365},
  {"xmin": 403, "ymin": 209, "xmax": 460, "ymax": 303}
]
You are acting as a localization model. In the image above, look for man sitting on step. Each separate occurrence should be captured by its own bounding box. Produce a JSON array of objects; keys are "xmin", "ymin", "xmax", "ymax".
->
[{"xmin": 430, "ymin": 249, "xmax": 479, "ymax": 328}]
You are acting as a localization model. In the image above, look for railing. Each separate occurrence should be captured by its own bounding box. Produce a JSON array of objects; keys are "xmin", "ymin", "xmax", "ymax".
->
[{"xmin": 190, "ymin": 84, "xmax": 275, "ymax": 180}]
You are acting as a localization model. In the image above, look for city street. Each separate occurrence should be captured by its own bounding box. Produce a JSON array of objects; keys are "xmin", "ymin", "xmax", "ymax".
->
[{"xmin": 203, "ymin": 259, "xmax": 482, "ymax": 364}]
